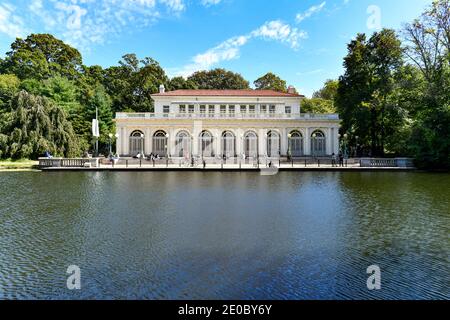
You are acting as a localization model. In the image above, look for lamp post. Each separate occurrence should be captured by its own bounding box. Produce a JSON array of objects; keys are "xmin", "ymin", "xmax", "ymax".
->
[
  {"xmin": 343, "ymin": 133, "xmax": 349, "ymax": 159},
  {"xmin": 165, "ymin": 133, "xmax": 170, "ymax": 158},
  {"xmin": 140, "ymin": 133, "xmax": 145, "ymax": 158},
  {"xmin": 312, "ymin": 133, "xmax": 317, "ymax": 159},
  {"xmin": 287, "ymin": 133, "xmax": 292, "ymax": 161}
]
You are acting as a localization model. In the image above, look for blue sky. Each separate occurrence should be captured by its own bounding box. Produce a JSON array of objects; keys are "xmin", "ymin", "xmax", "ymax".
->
[{"xmin": 0, "ymin": 0, "xmax": 433, "ymax": 97}]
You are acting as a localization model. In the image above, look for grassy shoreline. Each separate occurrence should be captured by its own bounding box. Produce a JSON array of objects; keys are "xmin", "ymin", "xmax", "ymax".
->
[{"xmin": 0, "ymin": 159, "xmax": 39, "ymax": 171}]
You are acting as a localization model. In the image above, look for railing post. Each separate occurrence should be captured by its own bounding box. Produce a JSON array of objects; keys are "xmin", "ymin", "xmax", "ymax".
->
[
  {"xmin": 140, "ymin": 158, "xmax": 142, "ymax": 168},
  {"xmin": 126, "ymin": 159, "xmax": 128, "ymax": 168},
  {"xmin": 305, "ymin": 159, "xmax": 307, "ymax": 167},
  {"xmin": 318, "ymin": 159, "xmax": 320, "ymax": 167},
  {"xmin": 166, "ymin": 159, "xmax": 168, "ymax": 168}
]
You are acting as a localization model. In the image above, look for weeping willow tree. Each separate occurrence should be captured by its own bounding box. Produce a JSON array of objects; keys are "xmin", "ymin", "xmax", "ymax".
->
[{"xmin": 0, "ymin": 90, "xmax": 81, "ymax": 159}]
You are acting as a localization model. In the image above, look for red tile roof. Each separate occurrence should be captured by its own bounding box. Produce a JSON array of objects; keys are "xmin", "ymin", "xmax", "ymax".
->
[{"xmin": 152, "ymin": 89, "xmax": 304, "ymax": 97}]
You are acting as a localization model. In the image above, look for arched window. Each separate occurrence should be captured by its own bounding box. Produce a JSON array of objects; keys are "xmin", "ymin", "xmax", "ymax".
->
[
  {"xmin": 289, "ymin": 131, "xmax": 304, "ymax": 157},
  {"xmin": 267, "ymin": 130, "xmax": 280, "ymax": 157},
  {"xmin": 199, "ymin": 131, "xmax": 214, "ymax": 157},
  {"xmin": 311, "ymin": 130, "xmax": 326, "ymax": 156},
  {"xmin": 175, "ymin": 131, "xmax": 191, "ymax": 157},
  {"xmin": 244, "ymin": 131, "xmax": 258, "ymax": 158},
  {"xmin": 221, "ymin": 131, "xmax": 236, "ymax": 158},
  {"xmin": 129, "ymin": 130, "xmax": 144, "ymax": 156},
  {"xmin": 153, "ymin": 130, "xmax": 168, "ymax": 156}
]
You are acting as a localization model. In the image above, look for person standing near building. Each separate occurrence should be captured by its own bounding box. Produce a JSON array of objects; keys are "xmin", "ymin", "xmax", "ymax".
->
[{"xmin": 332, "ymin": 153, "xmax": 337, "ymax": 167}]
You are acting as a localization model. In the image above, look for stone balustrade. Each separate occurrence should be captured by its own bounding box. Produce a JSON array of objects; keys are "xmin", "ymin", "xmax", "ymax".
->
[
  {"xmin": 38, "ymin": 158, "xmax": 99, "ymax": 168},
  {"xmin": 115, "ymin": 112, "xmax": 340, "ymax": 121},
  {"xmin": 359, "ymin": 158, "xmax": 415, "ymax": 168}
]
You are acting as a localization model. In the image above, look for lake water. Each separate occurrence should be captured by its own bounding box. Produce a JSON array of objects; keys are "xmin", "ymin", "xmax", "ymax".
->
[{"xmin": 0, "ymin": 171, "xmax": 449, "ymax": 300}]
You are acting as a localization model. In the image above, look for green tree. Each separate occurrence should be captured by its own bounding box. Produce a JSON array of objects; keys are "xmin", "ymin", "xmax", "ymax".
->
[
  {"xmin": 40, "ymin": 76, "xmax": 80, "ymax": 112},
  {"xmin": 403, "ymin": 0, "xmax": 450, "ymax": 169},
  {"xmin": 103, "ymin": 54, "xmax": 169, "ymax": 113},
  {"xmin": 254, "ymin": 72, "xmax": 287, "ymax": 92},
  {"xmin": 0, "ymin": 91, "xmax": 80, "ymax": 159},
  {"xmin": 1, "ymin": 34, "xmax": 83, "ymax": 80},
  {"xmin": 313, "ymin": 79, "xmax": 339, "ymax": 100},
  {"xmin": 302, "ymin": 98, "xmax": 336, "ymax": 114},
  {"xmin": 336, "ymin": 29, "xmax": 404, "ymax": 156},
  {"xmin": 187, "ymin": 68, "xmax": 250, "ymax": 90},
  {"xmin": 81, "ymin": 65, "xmax": 105, "ymax": 87},
  {"xmin": 0, "ymin": 74, "xmax": 20, "ymax": 109},
  {"xmin": 168, "ymin": 76, "xmax": 198, "ymax": 90}
]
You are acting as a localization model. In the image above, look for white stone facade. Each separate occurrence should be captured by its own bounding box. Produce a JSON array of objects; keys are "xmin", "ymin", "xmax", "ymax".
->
[{"xmin": 115, "ymin": 89, "xmax": 341, "ymax": 158}]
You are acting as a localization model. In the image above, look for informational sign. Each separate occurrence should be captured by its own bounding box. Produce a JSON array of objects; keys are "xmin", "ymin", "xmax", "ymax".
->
[{"xmin": 92, "ymin": 119, "xmax": 99, "ymax": 138}]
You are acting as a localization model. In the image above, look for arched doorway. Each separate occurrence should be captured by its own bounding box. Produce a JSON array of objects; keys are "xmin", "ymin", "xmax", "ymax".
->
[
  {"xmin": 221, "ymin": 131, "xmax": 236, "ymax": 158},
  {"xmin": 244, "ymin": 131, "xmax": 258, "ymax": 158},
  {"xmin": 129, "ymin": 130, "xmax": 144, "ymax": 156},
  {"xmin": 289, "ymin": 131, "xmax": 304, "ymax": 157},
  {"xmin": 267, "ymin": 130, "xmax": 280, "ymax": 157},
  {"xmin": 153, "ymin": 130, "xmax": 168, "ymax": 156},
  {"xmin": 311, "ymin": 130, "xmax": 326, "ymax": 156},
  {"xmin": 175, "ymin": 131, "xmax": 192, "ymax": 157},
  {"xmin": 199, "ymin": 131, "xmax": 214, "ymax": 157}
]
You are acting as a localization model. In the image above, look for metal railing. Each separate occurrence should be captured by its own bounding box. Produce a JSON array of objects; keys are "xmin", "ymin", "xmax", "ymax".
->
[{"xmin": 38, "ymin": 157, "xmax": 414, "ymax": 169}]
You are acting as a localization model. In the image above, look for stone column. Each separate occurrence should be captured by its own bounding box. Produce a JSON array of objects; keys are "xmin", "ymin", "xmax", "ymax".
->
[
  {"xmin": 213, "ymin": 129, "xmax": 221, "ymax": 157},
  {"xmin": 259, "ymin": 128, "xmax": 267, "ymax": 157},
  {"xmin": 333, "ymin": 127, "xmax": 340, "ymax": 155},
  {"xmin": 123, "ymin": 127, "xmax": 129, "ymax": 156},
  {"xmin": 192, "ymin": 121, "xmax": 202, "ymax": 156},
  {"xmin": 148, "ymin": 128, "xmax": 153, "ymax": 154},
  {"xmin": 281, "ymin": 127, "xmax": 288, "ymax": 156},
  {"xmin": 117, "ymin": 127, "xmax": 123, "ymax": 156},
  {"xmin": 235, "ymin": 128, "xmax": 242, "ymax": 157},
  {"xmin": 145, "ymin": 128, "xmax": 151, "ymax": 155},
  {"xmin": 326, "ymin": 127, "xmax": 332, "ymax": 155},
  {"xmin": 168, "ymin": 128, "xmax": 175, "ymax": 157},
  {"xmin": 304, "ymin": 127, "xmax": 311, "ymax": 156}
]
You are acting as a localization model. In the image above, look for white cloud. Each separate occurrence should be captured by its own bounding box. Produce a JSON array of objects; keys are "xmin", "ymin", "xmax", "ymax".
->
[
  {"xmin": 160, "ymin": 0, "xmax": 186, "ymax": 13},
  {"xmin": 54, "ymin": 2, "xmax": 88, "ymax": 30},
  {"xmin": 295, "ymin": 1, "xmax": 326, "ymax": 23},
  {"xmin": 200, "ymin": 0, "xmax": 222, "ymax": 7},
  {"xmin": 0, "ymin": 3, "xmax": 27, "ymax": 38},
  {"xmin": 23, "ymin": 0, "xmax": 186, "ymax": 52},
  {"xmin": 251, "ymin": 20, "xmax": 307, "ymax": 49},
  {"xmin": 174, "ymin": 20, "xmax": 307, "ymax": 77}
]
